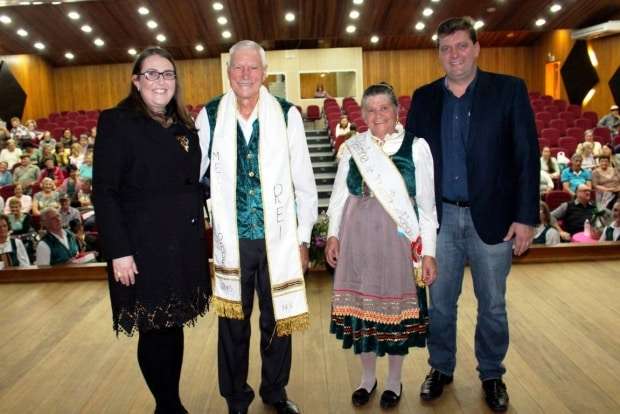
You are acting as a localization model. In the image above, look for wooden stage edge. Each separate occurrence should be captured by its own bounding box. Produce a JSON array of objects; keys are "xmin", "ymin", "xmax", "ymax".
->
[{"xmin": 1, "ymin": 242, "xmax": 619, "ymax": 283}]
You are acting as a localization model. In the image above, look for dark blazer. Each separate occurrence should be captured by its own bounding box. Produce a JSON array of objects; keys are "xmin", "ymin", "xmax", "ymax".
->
[{"xmin": 406, "ymin": 69, "xmax": 540, "ymax": 244}]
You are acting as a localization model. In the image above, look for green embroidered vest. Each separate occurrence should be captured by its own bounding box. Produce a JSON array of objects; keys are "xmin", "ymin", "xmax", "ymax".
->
[
  {"xmin": 42, "ymin": 231, "xmax": 79, "ymax": 265},
  {"xmin": 605, "ymin": 226, "xmax": 619, "ymax": 241},
  {"xmin": 346, "ymin": 133, "xmax": 417, "ymax": 199},
  {"xmin": 204, "ymin": 95, "xmax": 293, "ymax": 239}
]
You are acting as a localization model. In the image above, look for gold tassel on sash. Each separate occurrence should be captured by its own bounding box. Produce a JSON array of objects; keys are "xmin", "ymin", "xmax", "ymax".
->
[
  {"xmin": 212, "ymin": 297, "xmax": 244, "ymax": 319},
  {"xmin": 275, "ymin": 313, "xmax": 311, "ymax": 336}
]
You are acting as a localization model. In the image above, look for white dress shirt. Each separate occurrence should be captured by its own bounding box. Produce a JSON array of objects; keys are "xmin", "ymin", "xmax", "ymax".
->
[
  {"xmin": 599, "ymin": 223, "xmax": 620, "ymax": 241},
  {"xmin": 196, "ymin": 104, "xmax": 318, "ymax": 243},
  {"xmin": 35, "ymin": 230, "xmax": 71, "ymax": 266},
  {"xmin": 327, "ymin": 132, "xmax": 438, "ymax": 257},
  {"xmin": 0, "ymin": 238, "xmax": 30, "ymax": 266}
]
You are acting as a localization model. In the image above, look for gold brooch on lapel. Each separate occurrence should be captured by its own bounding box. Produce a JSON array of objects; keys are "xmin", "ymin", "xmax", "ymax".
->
[{"xmin": 176, "ymin": 135, "xmax": 189, "ymax": 152}]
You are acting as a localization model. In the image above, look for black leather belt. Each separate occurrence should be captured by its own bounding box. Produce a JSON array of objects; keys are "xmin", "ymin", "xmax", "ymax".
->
[{"xmin": 442, "ymin": 198, "xmax": 471, "ymax": 207}]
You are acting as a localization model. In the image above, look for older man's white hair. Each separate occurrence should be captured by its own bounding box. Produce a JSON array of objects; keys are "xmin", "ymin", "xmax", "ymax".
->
[
  {"xmin": 40, "ymin": 207, "xmax": 60, "ymax": 227},
  {"xmin": 228, "ymin": 40, "xmax": 267, "ymax": 68}
]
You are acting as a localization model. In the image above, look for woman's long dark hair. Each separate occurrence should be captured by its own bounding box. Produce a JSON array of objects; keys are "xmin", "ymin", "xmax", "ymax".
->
[
  {"xmin": 542, "ymin": 147, "xmax": 557, "ymax": 174},
  {"xmin": 118, "ymin": 46, "xmax": 194, "ymax": 130}
]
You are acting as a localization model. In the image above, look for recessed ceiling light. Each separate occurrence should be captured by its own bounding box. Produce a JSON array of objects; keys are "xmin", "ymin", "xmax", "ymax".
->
[
  {"xmin": 370, "ymin": 35, "xmax": 379, "ymax": 44},
  {"xmin": 65, "ymin": 52, "xmax": 74, "ymax": 60},
  {"xmin": 487, "ymin": 7, "xmax": 497, "ymax": 13},
  {"xmin": 346, "ymin": 25, "xmax": 356, "ymax": 33},
  {"xmin": 128, "ymin": 48, "xmax": 137, "ymax": 56},
  {"xmin": 431, "ymin": 0, "xmax": 440, "ymax": 2},
  {"xmin": 81, "ymin": 24, "xmax": 92, "ymax": 33},
  {"xmin": 93, "ymin": 38, "xmax": 104, "ymax": 47},
  {"xmin": 138, "ymin": 6, "xmax": 150, "ymax": 15},
  {"xmin": 52, "ymin": 1, "xmax": 61, "ymax": 4},
  {"xmin": 506, "ymin": 32, "xmax": 515, "ymax": 38},
  {"xmin": 222, "ymin": 30, "xmax": 231, "ymax": 39},
  {"xmin": 67, "ymin": 11, "xmax": 80, "ymax": 20},
  {"xmin": 535, "ymin": 18, "xmax": 546, "ymax": 27},
  {"xmin": 217, "ymin": 16, "xmax": 228, "ymax": 25},
  {"xmin": 146, "ymin": 20, "xmax": 158, "ymax": 29},
  {"xmin": 474, "ymin": 20, "xmax": 484, "ymax": 30},
  {"xmin": 212, "ymin": 2, "xmax": 223, "ymax": 11},
  {"xmin": 33, "ymin": 1, "xmax": 43, "ymax": 4},
  {"xmin": 432, "ymin": 34, "xmax": 438, "ymax": 41},
  {"xmin": 156, "ymin": 33, "xmax": 166, "ymax": 42},
  {"xmin": 19, "ymin": 1, "xmax": 30, "ymax": 4},
  {"xmin": 33, "ymin": 41, "xmax": 45, "ymax": 50},
  {"xmin": 353, "ymin": 0, "xmax": 363, "ymax": 4},
  {"xmin": 550, "ymin": 4, "xmax": 562, "ymax": 13},
  {"xmin": 0, "ymin": 15, "xmax": 12, "ymax": 24},
  {"xmin": 16, "ymin": 28, "xmax": 28, "ymax": 37},
  {"xmin": 422, "ymin": 8, "xmax": 433, "ymax": 17},
  {"xmin": 349, "ymin": 10, "xmax": 360, "ymax": 19},
  {"xmin": 195, "ymin": 44, "xmax": 204, "ymax": 52},
  {"xmin": 415, "ymin": 22, "xmax": 425, "ymax": 31},
  {"xmin": 285, "ymin": 12, "xmax": 295, "ymax": 22}
]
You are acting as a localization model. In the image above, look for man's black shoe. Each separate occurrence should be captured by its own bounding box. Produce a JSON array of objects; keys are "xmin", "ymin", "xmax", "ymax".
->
[
  {"xmin": 482, "ymin": 378, "xmax": 509, "ymax": 412},
  {"xmin": 419, "ymin": 368, "xmax": 453, "ymax": 401},
  {"xmin": 269, "ymin": 399, "xmax": 300, "ymax": 414}
]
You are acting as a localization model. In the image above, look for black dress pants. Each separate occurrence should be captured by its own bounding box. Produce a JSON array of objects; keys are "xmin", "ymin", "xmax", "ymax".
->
[{"xmin": 218, "ymin": 239, "xmax": 292, "ymax": 411}]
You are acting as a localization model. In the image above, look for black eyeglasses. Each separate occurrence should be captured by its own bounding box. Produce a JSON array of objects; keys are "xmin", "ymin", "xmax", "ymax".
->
[{"xmin": 139, "ymin": 70, "xmax": 176, "ymax": 81}]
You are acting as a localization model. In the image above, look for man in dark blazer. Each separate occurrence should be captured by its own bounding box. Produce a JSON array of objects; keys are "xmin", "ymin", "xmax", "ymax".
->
[{"xmin": 406, "ymin": 17, "xmax": 539, "ymax": 412}]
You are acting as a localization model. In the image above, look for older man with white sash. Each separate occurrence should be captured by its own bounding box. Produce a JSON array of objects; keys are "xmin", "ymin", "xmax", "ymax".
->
[
  {"xmin": 325, "ymin": 83, "xmax": 438, "ymax": 409},
  {"xmin": 196, "ymin": 40, "xmax": 317, "ymax": 414}
]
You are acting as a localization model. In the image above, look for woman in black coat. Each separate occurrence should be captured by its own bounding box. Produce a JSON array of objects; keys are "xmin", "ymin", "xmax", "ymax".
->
[{"xmin": 93, "ymin": 47, "xmax": 210, "ymax": 414}]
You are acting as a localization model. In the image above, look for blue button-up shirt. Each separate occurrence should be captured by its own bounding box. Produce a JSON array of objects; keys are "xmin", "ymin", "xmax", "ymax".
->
[{"xmin": 441, "ymin": 73, "xmax": 478, "ymax": 202}]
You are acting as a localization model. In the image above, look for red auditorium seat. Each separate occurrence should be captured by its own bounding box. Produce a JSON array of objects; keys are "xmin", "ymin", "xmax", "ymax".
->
[
  {"xmin": 545, "ymin": 190, "xmax": 572, "ymax": 211},
  {"xmin": 48, "ymin": 112, "xmax": 61, "ymax": 121},
  {"xmin": 553, "ymin": 99, "xmax": 567, "ymax": 112},
  {"xmin": 566, "ymin": 104, "xmax": 582, "ymax": 117},
  {"xmin": 565, "ymin": 127, "xmax": 585, "ymax": 140},
  {"xmin": 64, "ymin": 120, "xmax": 77, "ymax": 129},
  {"xmin": 544, "ymin": 105, "xmax": 559, "ymax": 118},
  {"xmin": 0, "ymin": 184, "xmax": 15, "ymax": 200},
  {"xmin": 558, "ymin": 136, "xmax": 578, "ymax": 156},
  {"xmin": 540, "ymin": 128, "xmax": 561, "ymax": 146},
  {"xmin": 535, "ymin": 119, "xmax": 544, "ymax": 135},
  {"xmin": 334, "ymin": 135, "xmax": 349, "ymax": 154},
  {"xmin": 73, "ymin": 126, "xmax": 88, "ymax": 137},
  {"xmin": 78, "ymin": 110, "xmax": 86, "ymax": 115},
  {"xmin": 540, "ymin": 95, "xmax": 553, "ymax": 104},
  {"xmin": 574, "ymin": 118, "xmax": 592, "ymax": 130},
  {"xmin": 535, "ymin": 112, "xmax": 552, "ymax": 128},
  {"xmin": 615, "ymin": 136, "xmax": 620, "ymax": 146},
  {"xmin": 549, "ymin": 119, "xmax": 567, "ymax": 136},
  {"xmin": 538, "ymin": 138, "xmax": 550, "ymax": 150},
  {"xmin": 357, "ymin": 124, "xmax": 368, "ymax": 133},
  {"xmin": 66, "ymin": 111, "xmax": 79, "ymax": 119},
  {"xmin": 52, "ymin": 127, "xmax": 65, "ymax": 139},
  {"xmin": 581, "ymin": 111, "xmax": 598, "ymax": 127},
  {"xmin": 593, "ymin": 135, "xmax": 608, "ymax": 146},
  {"xmin": 593, "ymin": 127, "xmax": 612, "ymax": 143},
  {"xmin": 549, "ymin": 147, "xmax": 567, "ymax": 158},
  {"xmin": 85, "ymin": 110, "xmax": 99, "ymax": 118},
  {"xmin": 306, "ymin": 105, "xmax": 321, "ymax": 121},
  {"xmin": 83, "ymin": 119, "xmax": 97, "ymax": 129},
  {"xmin": 60, "ymin": 111, "xmax": 69, "ymax": 116},
  {"xmin": 528, "ymin": 92, "xmax": 541, "ymax": 99},
  {"xmin": 531, "ymin": 101, "xmax": 545, "ymax": 112},
  {"xmin": 558, "ymin": 111, "xmax": 576, "ymax": 126}
]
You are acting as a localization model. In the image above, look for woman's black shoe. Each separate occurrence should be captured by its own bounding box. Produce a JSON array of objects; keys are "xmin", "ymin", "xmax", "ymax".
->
[
  {"xmin": 351, "ymin": 380, "xmax": 377, "ymax": 406},
  {"xmin": 380, "ymin": 384, "xmax": 402, "ymax": 409}
]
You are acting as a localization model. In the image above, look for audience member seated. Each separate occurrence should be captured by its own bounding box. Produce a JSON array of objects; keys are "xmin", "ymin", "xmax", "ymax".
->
[
  {"xmin": 314, "ymin": 84, "xmax": 328, "ymax": 98},
  {"xmin": 59, "ymin": 164, "xmax": 82, "ymax": 204},
  {"xmin": 69, "ymin": 143, "xmax": 84, "ymax": 168},
  {"xmin": 55, "ymin": 142, "xmax": 70, "ymax": 168},
  {"xmin": 599, "ymin": 201, "xmax": 620, "ymax": 241},
  {"xmin": 36, "ymin": 157, "xmax": 64, "ymax": 187},
  {"xmin": 540, "ymin": 169, "xmax": 554, "ymax": 197},
  {"xmin": 0, "ymin": 118, "xmax": 9, "ymax": 141},
  {"xmin": 599, "ymin": 144, "xmax": 616, "ymax": 168},
  {"xmin": 0, "ymin": 139, "xmax": 22, "ymax": 169},
  {"xmin": 32, "ymin": 177, "xmax": 61, "ymax": 216},
  {"xmin": 0, "ymin": 214, "xmax": 30, "ymax": 267},
  {"xmin": 335, "ymin": 115, "xmax": 352, "ymax": 138},
  {"xmin": 25, "ymin": 119, "xmax": 43, "ymax": 141},
  {"xmin": 58, "ymin": 194, "xmax": 81, "ymax": 228},
  {"xmin": 6, "ymin": 198, "xmax": 33, "ymax": 235},
  {"xmin": 592, "ymin": 155, "xmax": 620, "ymax": 209},
  {"xmin": 551, "ymin": 184, "xmax": 597, "ymax": 240},
  {"xmin": 540, "ymin": 146, "xmax": 560, "ymax": 179},
  {"xmin": 38, "ymin": 130, "xmax": 56, "ymax": 151},
  {"xmin": 578, "ymin": 141, "xmax": 597, "ymax": 170},
  {"xmin": 88, "ymin": 126, "xmax": 97, "ymax": 145},
  {"xmin": 533, "ymin": 201, "xmax": 561, "ymax": 246},
  {"xmin": 561, "ymin": 154, "xmax": 592, "ymax": 196},
  {"xmin": 35, "ymin": 207, "xmax": 79, "ymax": 266},
  {"xmin": 78, "ymin": 134, "xmax": 90, "ymax": 155},
  {"xmin": 4, "ymin": 184, "xmax": 32, "ymax": 214},
  {"xmin": 598, "ymin": 104, "xmax": 619, "ymax": 136},
  {"xmin": 8, "ymin": 117, "xmax": 31, "ymax": 143},
  {"xmin": 336, "ymin": 123, "xmax": 357, "ymax": 160},
  {"xmin": 79, "ymin": 152, "xmax": 93, "ymax": 181},
  {"xmin": 0, "ymin": 161, "xmax": 12, "ymax": 186},
  {"xmin": 576, "ymin": 129, "xmax": 602, "ymax": 157},
  {"xmin": 23, "ymin": 142, "xmax": 41, "ymax": 165},
  {"xmin": 77, "ymin": 178, "xmax": 92, "ymax": 208},
  {"xmin": 60, "ymin": 128, "xmax": 76, "ymax": 147},
  {"xmin": 13, "ymin": 154, "xmax": 40, "ymax": 190}
]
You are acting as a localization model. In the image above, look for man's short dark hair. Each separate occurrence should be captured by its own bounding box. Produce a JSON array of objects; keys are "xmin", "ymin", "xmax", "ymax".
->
[{"xmin": 436, "ymin": 16, "xmax": 477, "ymax": 45}]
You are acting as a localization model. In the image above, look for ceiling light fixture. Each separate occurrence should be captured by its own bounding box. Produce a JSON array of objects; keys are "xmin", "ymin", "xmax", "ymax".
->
[
  {"xmin": 550, "ymin": 4, "xmax": 562, "ymax": 13},
  {"xmin": 195, "ymin": 44, "xmax": 204, "ymax": 52},
  {"xmin": 81, "ymin": 24, "xmax": 92, "ymax": 33},
  {"xmin": 0, "ymin": 15, "xmax": 12, "ymax": 24},
  {"xmin": 353, "ymin": 0, "xmax": 364, "ymax": 4},
  {"xmin": 431, "ymin": 0, "xmax": 440, "ymax": 3},
  {"xmin": 65, "ymin": 52, "xmax": 75, "ymax": 60},
  {"xmin": 432, "ymin": 34, "xmax": 438, "ymax": 41},
  {"xmin": 349, "ymin": 10, "xmax": 360, "ymax": 19},
  {"xmin": 93, "ymin": 38, "xmax": 105, "ymax": 47},
  {"xmin": 33, "ymin": 41, "xmax": 45, "ymax": 50},
  {"xmin": 16, "ymin": 28, "xmax": 28, "ymax": 37},
  {"xmin": 217, "ymin": 16, "xmax": 228, "ymax": 25},
  {"xmin": 370, "ymin": 35, "xmax": 379, "ymax": 43},
  {"xmin": 138, "ymin": 6, "xmax": 150, "ymax": 15},
  {"xmin": 52, "ymin": 1, "xmax": 61, "ymax": 4},
  {"xmin": 128, "ymin": 48, "xmax": 137, "ymax": 56},
  {"xmin": 535, "ymin": 18, "xmax": 546, "ymax": 27},
  {"xmin": 222, "ymin": 30, "xmax": 231, "ymax": 39},
  {"xmin": 67, "ymin": 11, "xmax": 80, "ymax": 20},
  {"xmin": 212, "ymin": 2, "xmax": 223, "ymax": 11},
  {"xmin": 422, "ymin": 8, "xmax": 433, "ymax": 17},
  {"xmin": 285, "ymin": 12, "xmax": 295, "ymax": 22},
  {"xmin": 474, "ymin": 20, "xmax": 484, "ymax": 30},
  {"xmin": 147, "ymin": 20, "xmax": 158, "ymax": 29},
  {"xmin": 346, "ymin": 25, "xmax": 356, "ymax": 33},
  {"xmin": 415, "ymin": 22, "xmax": 425, "ymax": 31},
  {"xmin": 156, "ymin": 33, "xmax": 166, "ymax": 42}
]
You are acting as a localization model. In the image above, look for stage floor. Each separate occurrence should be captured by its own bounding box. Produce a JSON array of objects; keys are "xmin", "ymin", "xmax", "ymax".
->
[{"xmin": 1, "ymin": 261, "xmax": 619, "ymax": 414}]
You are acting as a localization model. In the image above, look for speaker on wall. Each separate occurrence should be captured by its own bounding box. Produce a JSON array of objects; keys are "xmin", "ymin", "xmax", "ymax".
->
[
  {"xmin": 0, "ymin": 60, "xmax": 27, "ymax": 122},
  {"xmin": 560, "ymin": 40, "xmax": 599, "ymax": 105},
  {"xmin": 609, "ymin": 65, "xmax": 620, "ymax": 106}
]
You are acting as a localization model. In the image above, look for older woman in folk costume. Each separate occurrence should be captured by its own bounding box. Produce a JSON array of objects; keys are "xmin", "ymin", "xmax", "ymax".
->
[
  {"xmin": 196, "ymin": 40, "xmax": 317, "ymax": 414},
  {"xmin": 325, "ymin": 83, "xmax": 438, "ymax": 409}
]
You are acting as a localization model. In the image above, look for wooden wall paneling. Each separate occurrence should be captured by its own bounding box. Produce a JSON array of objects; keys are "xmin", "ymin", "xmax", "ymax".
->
[
  {"xmin": 175, "ymin": 58, "xmax": 223, "ymax": 106},
  {"xmin": 1, "ymin": 54, "xmax": 55, "ymax": 120}
]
